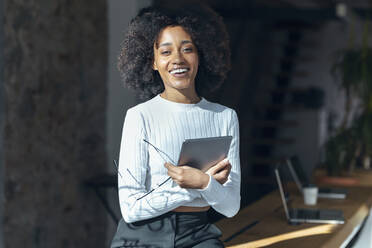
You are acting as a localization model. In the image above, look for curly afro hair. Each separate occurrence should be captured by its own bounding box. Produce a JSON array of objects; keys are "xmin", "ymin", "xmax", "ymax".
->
[{"xmin": 118, "ymin": 3, "xmax": 231, "ymax": 100}]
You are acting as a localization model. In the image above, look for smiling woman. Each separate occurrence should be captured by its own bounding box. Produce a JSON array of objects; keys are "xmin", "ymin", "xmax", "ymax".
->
[
  {"xmin": 111, "ymin": 3, "xmax": 240, "ymax": 248},
  {"xmin": 118, "ymin": 3, "xmax": 231, "ymax": 100},
  {"xmin": 153, "ymin": 26, "xmax": 200, "ymax": 103}
]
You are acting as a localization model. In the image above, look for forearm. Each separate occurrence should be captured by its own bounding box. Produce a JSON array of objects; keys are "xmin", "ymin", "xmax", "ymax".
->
[
  {"xmin": 119, "ymin": 184, "xmax": 199, "ymax": 223},
  {"xmin": 198, "ymin": 173, "xmax": 241, "ymax": 217}
]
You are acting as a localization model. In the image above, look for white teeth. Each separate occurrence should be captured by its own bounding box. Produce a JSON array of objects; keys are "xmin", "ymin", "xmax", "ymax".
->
[{"xmin": 170, "ymin": 68, "xmax": 188, "ymax": 74}]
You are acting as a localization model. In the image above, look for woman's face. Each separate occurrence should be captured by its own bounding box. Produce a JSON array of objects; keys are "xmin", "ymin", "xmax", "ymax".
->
[{"xmin": 153, "ymin": 26, "xmax": 199, "ymax": 93}]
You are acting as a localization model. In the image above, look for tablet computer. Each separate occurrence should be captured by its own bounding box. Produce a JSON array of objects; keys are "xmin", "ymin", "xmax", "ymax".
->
[{"xmin": 177, "ymin": 136, "xmax": 233, "ymax": 172}]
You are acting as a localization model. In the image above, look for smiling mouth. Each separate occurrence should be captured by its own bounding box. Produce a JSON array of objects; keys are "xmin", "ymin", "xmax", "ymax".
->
[{"xmin": 169, "ymin": 68, "xmax": 190, "ymax": 76}]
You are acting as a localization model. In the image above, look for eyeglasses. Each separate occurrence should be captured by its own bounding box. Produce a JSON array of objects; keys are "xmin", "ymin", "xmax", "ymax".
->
[{"xmin": 112, "ymin": 139, "xmax": 174, "ymax": 201}]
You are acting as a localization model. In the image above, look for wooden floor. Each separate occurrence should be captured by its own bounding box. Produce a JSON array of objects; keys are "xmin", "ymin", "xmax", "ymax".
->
[{"xmin": 216, "ymin": 170, "xmax": 372, "ymax": 248}]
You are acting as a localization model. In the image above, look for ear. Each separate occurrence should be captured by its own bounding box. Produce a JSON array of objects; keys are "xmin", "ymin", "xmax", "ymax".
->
[{"xmin": 152, "ymin": 60, "xmax": 158, "ymax": 71}]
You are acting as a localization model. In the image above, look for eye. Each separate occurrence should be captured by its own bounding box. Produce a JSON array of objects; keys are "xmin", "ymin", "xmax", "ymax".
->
[
  {"xmin": 160, "ymin": 50, "xmax": 171, "ymax": 55},
  {"xmin": 183, "ymin": 47, "xmax": 193, "ymax": 53}
]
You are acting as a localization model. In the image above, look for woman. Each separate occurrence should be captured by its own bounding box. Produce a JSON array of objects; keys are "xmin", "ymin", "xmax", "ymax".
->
[{"xmin": 111, "ymin": 3, "xmax": 240, "ymax": 248}]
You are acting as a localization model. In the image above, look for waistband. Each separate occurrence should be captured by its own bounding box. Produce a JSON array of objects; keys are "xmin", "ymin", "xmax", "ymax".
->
[{"xmin": 131, "ymin": 211, "xmax": 208, "ymax": 226}]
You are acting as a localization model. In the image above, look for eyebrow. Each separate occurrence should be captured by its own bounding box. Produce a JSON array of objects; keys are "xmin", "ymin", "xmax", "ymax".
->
[{"xmin": 159, "ymin": 40, "xmax": 192, "ymax": 47}]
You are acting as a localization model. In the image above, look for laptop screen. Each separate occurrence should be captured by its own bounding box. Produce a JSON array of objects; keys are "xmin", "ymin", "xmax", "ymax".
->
[
  {"xmin": 274, "ymin": 166, "xmax": 291, "ymax": 221},
  {"xmin": 289, "ymin": 156, "xmax": 310, "ymax": 186},
  {"xmin": 286, "ymin": 158, "xmax": 304, "ymax": 193}
]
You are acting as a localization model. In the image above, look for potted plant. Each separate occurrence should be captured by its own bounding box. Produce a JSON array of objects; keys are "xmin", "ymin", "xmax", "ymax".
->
[{"xmin": 324, "ymin": 19, "xmax": 372, "ymax": 176}]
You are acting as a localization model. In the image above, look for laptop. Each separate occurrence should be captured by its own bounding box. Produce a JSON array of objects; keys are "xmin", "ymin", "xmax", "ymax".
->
[
  {"xmin": 275, "ymin": 166, "xmax": 345, "ymax": 224},
  {"xmin": 177, "ymin": 136, "xmax": 232, "ymax": 172},
  {"xmin": 286, "ymin": 156, "xmax": 347, "ymax": 199}
]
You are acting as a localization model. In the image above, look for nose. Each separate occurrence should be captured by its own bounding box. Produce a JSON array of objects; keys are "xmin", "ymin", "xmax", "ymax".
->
[{"xmin": 171, "ymin": 50, "xmax": 185, "ymax": 65}]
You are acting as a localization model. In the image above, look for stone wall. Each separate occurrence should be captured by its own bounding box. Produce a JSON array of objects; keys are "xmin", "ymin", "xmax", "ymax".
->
[
  {"xmin": 3, "ymin": 0, "xmax": 108, "ymax": 247},
  {"xmin": 0, "ymin": 0, "xmax": 4, "ymax": 246}
]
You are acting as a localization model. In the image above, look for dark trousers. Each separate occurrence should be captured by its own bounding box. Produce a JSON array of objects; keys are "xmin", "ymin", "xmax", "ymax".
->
[{"xmin": 110, "ymin": 211, "xmax": 224, "ymax": 248}]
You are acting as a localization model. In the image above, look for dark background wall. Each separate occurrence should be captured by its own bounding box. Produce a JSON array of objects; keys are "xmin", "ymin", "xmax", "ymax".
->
[
  {"xmin": 3, "ymin": 0, "xmax": 108, "ymax": 247},
  {"xmin": 105, "ymin": 1, "xmax": 152, "ymax": 245},
  {"xmin": 0, "ymin": 0, "xmax": 4, "ymax": 246}
]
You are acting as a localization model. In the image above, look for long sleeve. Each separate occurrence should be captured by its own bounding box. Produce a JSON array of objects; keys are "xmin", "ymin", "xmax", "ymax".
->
[
  {"xmin": 197, "ymin": 110, "xmax": 241, "ymax": 217},
  {"xmin": 117, "ymin": 109, "xmax": 199, "ymax": 223}
]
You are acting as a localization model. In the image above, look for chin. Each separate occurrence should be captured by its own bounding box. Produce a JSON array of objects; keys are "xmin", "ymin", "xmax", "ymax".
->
[{"xmin": 169, "ymin": 80, "xmax": 194, "ymax": 90}]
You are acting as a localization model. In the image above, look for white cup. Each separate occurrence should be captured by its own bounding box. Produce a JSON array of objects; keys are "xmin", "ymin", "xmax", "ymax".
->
[{"xmin": 303, "ymin": 186, "xmax": 318, "ymax": 205}]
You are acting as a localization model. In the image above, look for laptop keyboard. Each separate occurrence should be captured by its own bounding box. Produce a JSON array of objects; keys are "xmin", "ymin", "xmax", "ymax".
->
[
  {"xmin": 291, "ymin": 209, "xmax": 320, "ymax": 219},
  {"xmin": 290, "ymin": 208, "xmax": 343, "ymax": 220},
  {"xmin": 319, "ymin": 187, "xmax": 347, "ymax": 194},
  {"xmin": 319, "ymin": 209, "xmax": 344, "ymax": 219}
]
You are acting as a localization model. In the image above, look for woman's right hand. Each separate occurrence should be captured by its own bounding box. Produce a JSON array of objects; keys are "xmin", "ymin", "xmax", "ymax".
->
[{"xmin": 206, "ymin": 158, "xmax": 231, "ymax": 185}]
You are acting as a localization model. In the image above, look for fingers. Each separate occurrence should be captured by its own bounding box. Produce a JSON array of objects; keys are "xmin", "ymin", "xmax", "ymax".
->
[
  {"xmin": 215, "ymin": 163, "xmax": 231, "ymax": 177},
  {"xmin": 206, "ymin": 158, "xmax": 230, "ymax": 175},
  {"xmin": 217, "ymin": 158, "xmax": 230, "ymax": 166},
  {"xmin": 164, "ymin": 162, "xmax": 209, "ymax": 189},
  {"xmin": 164, "ymin": 162, "xmax": 180, "ymax": 179},
  {"xmin": 217, "ymin": 164, "xmax": 231, "ymax": 177},
  {"xmin": 213, "ymin": 163, "xmax": 231, "ymax": 184},
  {"xmin": 164, "ymin": 163, "xmax": 198, "ymax": 172},
  {"xmin": 164, "ymin": 162, "xmax": 176, "ymax": 171},
  {"xmin": 215, "ymin": 158, "xmax": 230, "ymax": 171},
  {"xmin": 164, "ymin": 162, "xmax": 191, "ymax": 179},
  {"xmin": 225, "ymin": 163, "xmax": 232, "ymax": 173}
]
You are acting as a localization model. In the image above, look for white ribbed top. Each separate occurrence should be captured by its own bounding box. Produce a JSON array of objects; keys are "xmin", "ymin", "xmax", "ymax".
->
[{"xmin": 118, "ymin": 94, "xmax": 241, "ymax": 223}]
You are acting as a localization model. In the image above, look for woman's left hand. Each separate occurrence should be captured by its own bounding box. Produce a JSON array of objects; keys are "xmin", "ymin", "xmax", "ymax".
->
[
  {"xmin": 205, "ymin": 158, "xmax": 231, "ymax": 185},
  {"xmin": 164, "ymin": 163, "xmax": 210, "ymax": 189}
]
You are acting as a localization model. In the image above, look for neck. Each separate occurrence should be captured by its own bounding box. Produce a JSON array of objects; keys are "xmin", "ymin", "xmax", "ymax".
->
[{"xmin": 161, "ymin": 89, "xmax": 201, "ymax": 104}]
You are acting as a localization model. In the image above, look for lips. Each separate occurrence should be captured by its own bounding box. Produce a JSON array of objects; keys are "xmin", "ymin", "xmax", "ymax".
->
[{"xmin": 169, "ymin": 68, "xmax": 190, "ymax": 75}]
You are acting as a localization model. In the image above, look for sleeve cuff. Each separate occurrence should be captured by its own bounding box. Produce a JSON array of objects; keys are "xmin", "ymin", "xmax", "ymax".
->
[
  {"xmin": 197, "ymin": 174, "xmax": 212, "ymax": 192},
  {"xmin": 197, "ymin": 175, "xmax": 225, "ymax": 205}
]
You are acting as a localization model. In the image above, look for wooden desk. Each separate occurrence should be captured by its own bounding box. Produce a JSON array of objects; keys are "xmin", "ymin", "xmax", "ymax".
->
[
  {"xmin": 216, "ymin": 174, "xmax": 372, "ymax": 248},
  {"xmin": 315, "ymin": 169, "xmax": 372, "ymax": 187}
]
